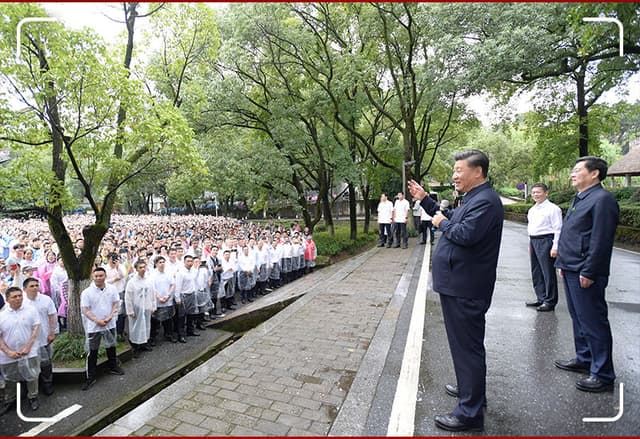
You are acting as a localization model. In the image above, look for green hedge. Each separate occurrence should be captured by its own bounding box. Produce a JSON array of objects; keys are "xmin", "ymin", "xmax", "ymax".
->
[
  {"xmin": 619, "ymin": 204, "xmax": 640, "ymax": 228},
  {"xmin": 610, "ymin": 187, "xmax": 640, "ymax": 203},
  {"xmin": 314, "ymin": 227, "xmax": 378, "ymax": 257}
]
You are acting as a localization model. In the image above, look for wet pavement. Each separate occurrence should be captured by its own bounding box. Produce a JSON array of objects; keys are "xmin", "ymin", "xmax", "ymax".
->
[
  {"xmin": 1, "ymin": 220, "xmax": 637, "ymax": 436},
  {"xmin": 411, "ymin": 221, "xmax": 639, "ymax": 436}
]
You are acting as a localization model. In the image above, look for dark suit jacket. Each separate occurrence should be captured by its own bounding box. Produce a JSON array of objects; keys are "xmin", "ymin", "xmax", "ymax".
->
[
  {"xmin": 420, "ymin": 181, "xmax": 504, "ymax": 300},
  {"xmin": 555, "ymin": 183, "xmax": 619, "ymax": 279}
]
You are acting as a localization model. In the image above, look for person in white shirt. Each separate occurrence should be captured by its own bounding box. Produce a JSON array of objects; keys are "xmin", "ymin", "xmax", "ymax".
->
[
  {"xmin": 219, "ymin": 249, "xmax": 237, "ymax": 312},
  {"xmin": 0, "ymin": 287, "xmax": 41, "ymax": 413},
  {"xmin": 80, "ymin": 267, "xmax": 124, "ymax": 391},
  {"xmin": 377, "ymin": 193, "xmax": 394, "ymax": 247},
  {"xmin": 526, "ymin": 183, "xmax": 563, "ymax": 312},
  {"xmin": 268, "ymin": 240, "xmax": 282, "ymax": 289},
  {"xmin": 105, "ymin": 253, "xmax": 128, "ymax": 341},
  {"xmin": 415, "ymin": 200, "xmax": 435, "ymax": 245},
  {"xmin": 237, "ymin": 246, "xmax": 256, "ymax": 303},
  {"xmin": 125, "ymin": 260, "xmax": 156, "ymax": 356},
  {"xmin": 149, "ymin": 256, "xmax": 177, "ymax": 343},
  {"xmin": 390, "ymin": 192, "xmax": 411, "ymax": 249},
  {"xmin": 23, "ymin": 277, "xmax": 57, "ymax": 396},
  {"xmin": 174, "ymin": 255, "xmax": 199, "ymax": 340}
]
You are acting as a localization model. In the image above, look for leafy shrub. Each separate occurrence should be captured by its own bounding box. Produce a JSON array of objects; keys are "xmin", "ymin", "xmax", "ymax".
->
[
  {"xmin": 498, "ymin": 187, "xmax": 522, "ymax": 197},
  {"xmin": 503, "ymin": 202, "xmax": 533, "ymax": 214},
  {"xmin": 52, "ymin": 333, "xmax": 87, "ymax": 362},
  {"xmin": 314, "ymin": 226, "xmax": 378, "ymax": 257},
  {"xmin": 616, "ymin": 225, "xmax": 640, "ymax": 246},
  {"xmin": 548, "ymin": 190, "xmax": 575, "ymax": 205},
  {"xmin": 619, "ymin": 205, "xmax": 640, "ymax": 229},
  {"xmin": 610, "ymin": 187, "xmax": 640, "ymax": 203},
  {"xmin": 52, "ymin": 332, "xmax": 113, "ymax": 363}
]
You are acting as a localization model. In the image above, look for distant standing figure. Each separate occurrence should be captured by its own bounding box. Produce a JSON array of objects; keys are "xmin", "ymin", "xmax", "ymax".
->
[
  {"xmin": 554, "ymin": 156, "xmax": 619, "ymax": 393},
  {"xmin": 377, "ymin": 194, "xmax": 394, "ymax": 248},
  {"xmin": 525, "ymin": 183, "xmax": 563, "ymax": 312},
  {"xmin": 390, "ymin": 192, "xmax": 410, "ymax": 249}
]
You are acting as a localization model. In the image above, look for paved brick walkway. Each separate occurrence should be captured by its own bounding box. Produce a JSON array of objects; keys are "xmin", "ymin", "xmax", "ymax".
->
[{"xmin": 97, "ymin": 244, "xmax": 416, "ymax": 436}]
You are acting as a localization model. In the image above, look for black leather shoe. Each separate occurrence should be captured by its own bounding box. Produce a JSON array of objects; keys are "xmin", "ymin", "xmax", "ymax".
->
[
  {"xmin": 28, "ymin": 397, "xmax": 39, "ymax": 411},
  {"xmin": 536, "ymin": 303, "xmax": 555, "ymax": 312},
  {"xmin": 81, "ymin": 378, "xmax": 96, "ymax": 391},
  {"xmin": 42, "ymin": 384, "xmax": 54, "ymax": 396},
  {"xmin": 178, "ymin": 337, "xmax": 187, "ymax": 343},
  {"xmin": 434, "ymin": 414, "xmax": 483, "ymax": 432},
  {"xmin": 141, "ymin": 344, "xmax": 153, "ymax": 352},
  {"xmin": 576, "ymin": 375, "xmax": 614, "ymax": 393},
  {"xmin": 526, "ymin": 300, "xmax": 543, "ymax": 307},
  {"xmin": 0, "ymin": 401, "xmax": 13, "ymax": 416},
  {"xmin": 555, "ymin": 358, "xmax": 590, "ymax": 374},
  {"xmin": 445, "ymin": 383, "xmax": 459, "ymax": 397},
  {"xmin": 109, "ymin": 366, "xmax": 125, "ymax": 376}
]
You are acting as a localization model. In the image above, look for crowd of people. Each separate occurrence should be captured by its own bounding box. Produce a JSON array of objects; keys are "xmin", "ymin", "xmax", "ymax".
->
[{"xmin": 0, "ymin": 214, "xmax": 317, "ymax": 413}]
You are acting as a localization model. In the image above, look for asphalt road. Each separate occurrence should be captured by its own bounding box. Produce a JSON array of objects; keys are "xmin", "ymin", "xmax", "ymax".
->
[{"xmin": 413, "ymin": 221, "xmax": 639, "ymax": 436}]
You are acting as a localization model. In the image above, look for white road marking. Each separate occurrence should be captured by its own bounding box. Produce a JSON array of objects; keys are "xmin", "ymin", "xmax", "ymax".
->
[
  {"xmin": 582, "ymin": 382, "xmax": 624, "ymax": 423},
  {"xmin": 15, "ymin": 382, "xmax": 82, "ymax": 436},
  {"xmin": 387, "ymin": 239, "xmax": 431, "ymax": 436}
]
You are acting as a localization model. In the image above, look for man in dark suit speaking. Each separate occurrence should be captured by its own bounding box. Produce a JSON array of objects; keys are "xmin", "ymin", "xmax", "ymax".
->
[{"xmin": 408, "ymin": 150, "xmax": 503, "ymax": 432}]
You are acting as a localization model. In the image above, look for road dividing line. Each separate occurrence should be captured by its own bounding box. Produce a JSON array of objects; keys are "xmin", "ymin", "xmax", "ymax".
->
[
  {"xmin": 583, "ymin": 383, "xmax": 624, "ymax": 423},
  {"xmin": 387, "ymin": 240, "xmax": 431, "ymax": 436},
  {"xmin": 16, "ymin": 382, "xmax": 82, "ymax": 436}
]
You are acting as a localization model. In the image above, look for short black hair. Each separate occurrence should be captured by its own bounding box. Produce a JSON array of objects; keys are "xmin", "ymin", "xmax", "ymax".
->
[
  {"xmin": 5, "ymin": 286, "xmax": 22, "ymax": 300},
  {"xmin": 93, "ymin": 266, "xmax": 106, "ymax": 274},
  {"xmin": 575, "ymin": 156, "xmax": 608, "ymax": 181},
  {"xmin": 454, "ymin": 150, "xmax": 489, "ymax": 178},
  {"xmin": 531, "ymin": 183, "xmax": 549, "ymax": 192},
  {"xmin": 22, "ymin": 277, "xmax": 39, "ymax": 288}
]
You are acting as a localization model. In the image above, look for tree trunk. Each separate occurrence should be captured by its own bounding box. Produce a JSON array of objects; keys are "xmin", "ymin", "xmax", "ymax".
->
[
  {"xmin": 348, "ymin": 181, "xmax": 357, "ymax": 240},
  {"xmin": 362, "ymin": 183, "xmax": 371, "ymax": 234},
  {"xmin": 575, "ymin": 69, "xmax": 589, "ymax": 157},
  {"xmin": 67, "ymin": 278, "xmax": 92, "ymax": 336}
]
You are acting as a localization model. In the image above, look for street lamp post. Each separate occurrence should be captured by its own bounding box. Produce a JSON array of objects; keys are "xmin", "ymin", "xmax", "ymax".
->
[{"xmin": 402, "ymin": 160, "xmax": 416, "ymax": 197}]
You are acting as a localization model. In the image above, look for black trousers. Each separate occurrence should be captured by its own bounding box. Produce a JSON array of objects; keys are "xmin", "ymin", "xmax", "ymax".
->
[
  {"xmin": 379, "ymin": 223, "xmax": 392, "ymax": 245},
  {"xmin": 440, "ymin": 293, "xmax": 490, "ymax": 426},
  {"xmin": 420, "ymin": 220, "xmax": 434, "ymax": 243},
  {"xmin": 393, "ymin": 222, "xmax": 408, "ymax": 247},
  {"xmin": 529, "ymin": 236, "xmax": 558, "ymax": 306}
]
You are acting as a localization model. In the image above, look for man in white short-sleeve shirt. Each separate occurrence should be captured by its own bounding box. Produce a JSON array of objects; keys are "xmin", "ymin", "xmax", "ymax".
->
[
  {"xmin": 80, "ymin": 267, "xmax": 124, "ymax": 391},
  {"xmin": 377, "ymin": 193, "xmax": 394, "ymax": 247},
  {"xmin": 391, "ymin": 192, "xmax": 411, "ymax": 249},
  {"xmin": 0, "ymin": 286, "xmax": 41, "ymax": 413},
  {"xmin": 23, "ymin": 277, "xmax": 57, "ymax": 396}
]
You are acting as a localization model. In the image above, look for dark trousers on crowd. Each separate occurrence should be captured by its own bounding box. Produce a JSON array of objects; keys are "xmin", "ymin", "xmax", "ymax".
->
[
  {"xmin": 173, "ymin": 304, "xmax": 186, "ymax": 337},
  {"xmin": 86, "ymin": 331, "xmax": 118, "ymax": 381},
  {"xmin": 529, "ymin": 236, "xmax": 558, "ymax": 306},
  {"xmin": 563, "ymin": 271, "xmax": 615, "ymax": 383},
  {"xmin": 439, "ymin": 293, "xmax": 490, "ymax": 426},
  {"xmin": 39, "ymin": 344, "xmax": 54, "ymax": 395},
  {"xmin": 420, "ymin": 220, "xmax": 434, "ymax": 244},
  {"xmin": 393, "ymin": 222, "xmax": 408, "ymax": 248},
  {"xmin": 151, "ymin": 317, "xmax": 174, "ymax": 340},
  {"xmin": 116, "ymin": 314, "xmax": 126, "ymax": 337},
  {"xmin": 378, "ymin": 223, "xmax": 393, "ymax": 247}
]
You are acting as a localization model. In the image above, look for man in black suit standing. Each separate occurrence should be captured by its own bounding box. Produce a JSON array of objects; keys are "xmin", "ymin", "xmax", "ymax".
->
[
  {"xmin": 554, "ymin": 156, "xmax": 619, "ymax": 392},
  {"xmin": 408, "ymin": 150, "xmax": 503, "ymax": 432}
]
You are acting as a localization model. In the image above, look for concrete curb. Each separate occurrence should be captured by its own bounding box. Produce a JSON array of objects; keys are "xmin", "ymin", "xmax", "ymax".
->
[{"xmin": 329, "ymin": 245, "xmax": 421, "ymax": 435}]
